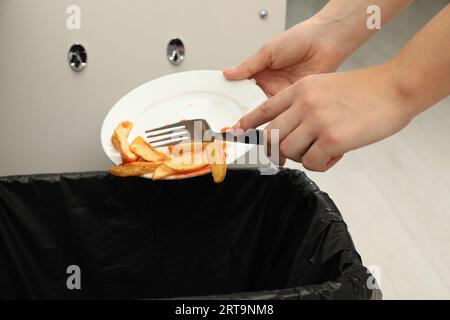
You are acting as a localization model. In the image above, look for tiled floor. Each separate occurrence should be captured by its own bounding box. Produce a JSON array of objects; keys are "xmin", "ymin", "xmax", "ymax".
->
[{"xmin": 286, "ymin": 0, "xmax": 450, "ymax": 299}]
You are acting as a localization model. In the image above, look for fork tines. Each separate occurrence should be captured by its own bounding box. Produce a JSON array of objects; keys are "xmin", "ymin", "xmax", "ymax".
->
[{"xmin": 145, "ymin": 122, "xmax": 191, "ymax": 147}]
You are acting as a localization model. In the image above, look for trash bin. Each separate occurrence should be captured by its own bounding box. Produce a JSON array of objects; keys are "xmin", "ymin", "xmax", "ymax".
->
[{"xmin": 0, "ymin": 169, "xmax": 381, "ymax": 300}]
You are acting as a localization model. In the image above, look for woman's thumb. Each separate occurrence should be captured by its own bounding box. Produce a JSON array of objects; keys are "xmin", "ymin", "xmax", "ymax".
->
[{"xmin": 223, "ymin": 48, "xmax": 268, "ymax": 80}]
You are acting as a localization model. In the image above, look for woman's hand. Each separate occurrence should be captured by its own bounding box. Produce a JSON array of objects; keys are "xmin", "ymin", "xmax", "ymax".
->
[
  {"xmin": 223, "ymin": 19, "xmax": 346, "ymax": 96},
  {"xmin": 234, "ymin": 63, "xmax": 415, "ymax": 171},
  {"xmin": 223, "ymin": 0, "xmax": 413, "ymax": 97}
]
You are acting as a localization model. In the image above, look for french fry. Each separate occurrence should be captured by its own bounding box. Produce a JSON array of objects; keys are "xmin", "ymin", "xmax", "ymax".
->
[
  {"xmin": 168, "ymin": 166, "xmax": 212, "ymax": 180},
  {"xmin": 109, "ymin": 161, "xmax": 161, "ymax": 177},
  {"xmin": 152, "ymin": 164, "xmax": 176, "ymax": 180},
  {"xmin": 124, "ymin": 161, "xmax": 162, "ymax": 168},
  {"xmin": 110, "ymin": 122, "xmax": 228, "ymax": 182},
  {"xmin": 112, "ymin": 121, "xmax": 138, "ymax": 163},
  {"xmin": 130, "ymin": 136, "xmax": 167, "ymax": 162},
  {"xmin": 163, "ymin": 150, "xmax": 208, "ymax": 172},
  {"xmin": 168, "ymin": 142, "xmax": 208, "ymax": 156},
  {"xmin": 207, "ymin": 141, "xmax": 227, "ymax": 183},
  {"xmin": 111, "ymin": 132, "xmax": 120, "ymax": 150}
]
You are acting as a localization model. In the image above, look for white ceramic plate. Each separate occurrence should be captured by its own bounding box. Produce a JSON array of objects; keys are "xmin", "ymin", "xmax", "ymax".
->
[{"xmin": 100, "ymin": 70, "xmax": 267, "ymax": 178}]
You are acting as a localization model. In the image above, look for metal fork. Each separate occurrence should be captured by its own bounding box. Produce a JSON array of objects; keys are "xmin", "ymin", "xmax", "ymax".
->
[{"xmin": 145, "ymin": 119, "xmax": 264, "ymax": 148}]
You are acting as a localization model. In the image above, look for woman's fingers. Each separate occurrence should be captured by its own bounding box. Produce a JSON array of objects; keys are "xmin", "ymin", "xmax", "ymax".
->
[
  {"xmin": 254, "ymin": 70, "xmax": 292, "ymax": 96},
  {"xmin": 264, "ymin": 97, "xmax": 308, "ymax": 144},
  {"xmin": 300, "ymin": 141, "xmax": 341, "ymax": 172},
  {"xmin": 235, "ymin": 85, "xmax": 297, "ymax": 130},
  {"xmin": 278, "ymin": 124, "xmax": 315, "ymax": 162},
  {"xmin": 326, "ymin": 154, "xmax": 343, "ymax": 169},
  {"xmin": 223, "ymin": 46, "xmax": 269, "ymax": 80}
]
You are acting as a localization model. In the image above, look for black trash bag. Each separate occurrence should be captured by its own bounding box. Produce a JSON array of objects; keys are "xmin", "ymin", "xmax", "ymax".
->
[{"xmin": 0, "ymin": 169, "xmax": 380, "ymax": 300}]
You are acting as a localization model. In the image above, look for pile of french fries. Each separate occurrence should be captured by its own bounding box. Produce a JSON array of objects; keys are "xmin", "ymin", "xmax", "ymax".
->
[{"xmin": 109, "ymin": 121, "xmax": 227, "ymax": 183}]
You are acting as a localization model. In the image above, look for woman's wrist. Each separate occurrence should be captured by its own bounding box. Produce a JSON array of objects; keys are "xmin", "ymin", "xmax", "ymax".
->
[
  {"xmin": 382, "ymin": 59, "xmax": 424, "ymax": 122},
  {"xmin": 306, "ymin": 13, "xmax": 364, "ymax": 63},
  {"xmin": 309, "ymin": 0, "xmax": 412, "ymax": 61}
]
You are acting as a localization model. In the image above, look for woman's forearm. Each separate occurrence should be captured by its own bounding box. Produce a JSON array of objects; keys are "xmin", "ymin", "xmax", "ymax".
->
[
  {"xmin": 389, "ymin": 4, "xmax": 450, "ymax": 118},
  {"xmin": 311, "ymin": 0, "xmax": 412, "ymax": 58}
]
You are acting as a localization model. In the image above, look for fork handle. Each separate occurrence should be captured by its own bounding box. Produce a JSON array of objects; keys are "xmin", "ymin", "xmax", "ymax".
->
[{"xmin": 219, "ymin": 129, "xmax": 264, "ymax": 145}]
